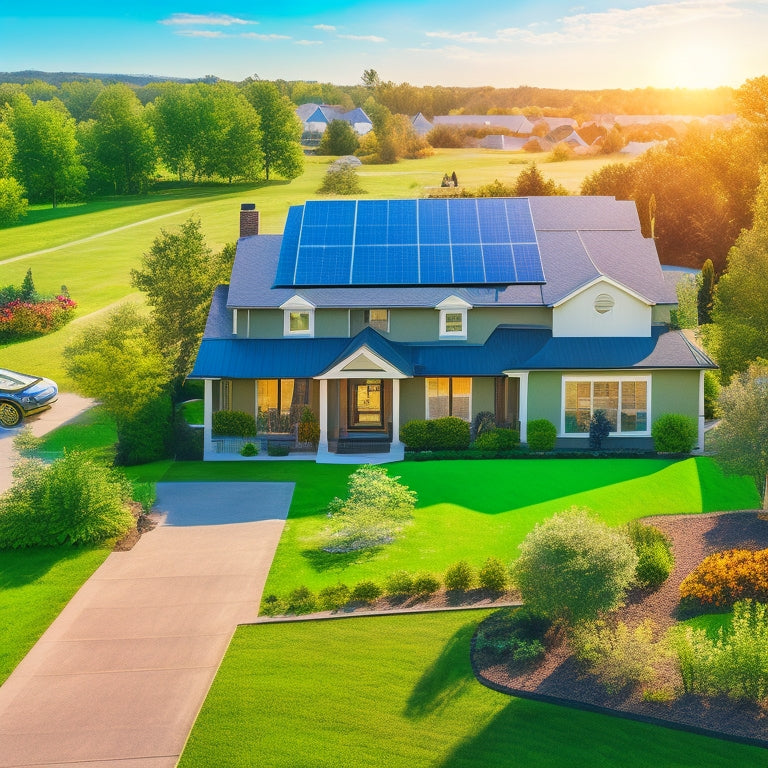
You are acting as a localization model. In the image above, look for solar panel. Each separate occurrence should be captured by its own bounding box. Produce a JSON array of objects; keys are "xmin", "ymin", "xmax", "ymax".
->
[{"xmin": 273, "ymin": 197, "xmax": 544, "ymax": 287}]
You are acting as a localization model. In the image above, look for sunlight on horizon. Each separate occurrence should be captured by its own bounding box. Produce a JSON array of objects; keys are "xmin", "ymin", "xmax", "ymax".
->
[{"xmin": 656, "ymin": 42, "xmax": 737, "ymax": 91}]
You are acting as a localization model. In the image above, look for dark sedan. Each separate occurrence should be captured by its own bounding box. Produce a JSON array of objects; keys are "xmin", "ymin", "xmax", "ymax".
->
[{"xmin": 0, "ymin": 368, "xmax": 58, "ymax": 427}]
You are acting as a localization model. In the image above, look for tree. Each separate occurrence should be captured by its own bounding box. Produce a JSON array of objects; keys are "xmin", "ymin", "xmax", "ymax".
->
[
  {"xmin": 512, "ymin": 507, "xmax": 638, "ymax": 625},
  {"xmin": 361, "ymin": 69, "xmax": 381, "ymax": 89},
  {"xmin": 599, "ymin": 125, "xmax": 626, "ymax": 154},
  {"xmin": 318, "ymin": 119, "xmax": 358, "ymax": 156},
  {"xmin": 241, "ymin": 79, "xmax": 303, "ymax": 181},
  {"xmin": 670, "ymin": 272, "xmax": 700, "ymax": 329},
  {"xmin": 59, "ymin": 79, "xmax": 105, "ymax": 121},
  {"xmin": 148, "ymin": 83, "xmax": 199, "ymax": 180},
  {"xmin": 697, "ymin": 258, "xmax": 715, "ymax": 325},
  {"xmin": 580, "ymin": 162, "xmax": 637, "ymax": 199},
  {"xmin": 513, "ymin": 163, "xmax": 569, "ymax": 196},
  {"xmin": 3, "ymin": 93, "xmax": 86, "ymax": 206},
  {"xmin": 131, "ymin": 218, "xmax": 232, "ymax": 382},
  {"xmin": 81, "ymin": 84, "xmax": 157, "ymax": 194},
  {"xmin": 711, "ymin": 361, "xmax": 768, "ymax": 508},
  {"xmin": 709, "ymin": 170, "xmax": 768, "ymax": 379},
  {"xmin": 736, "ymin": 76, "xmax": 768, "ymax": 128},
  {"xmin": 0, "ymin": 178, "xmax": 27, "ymax": 227}
]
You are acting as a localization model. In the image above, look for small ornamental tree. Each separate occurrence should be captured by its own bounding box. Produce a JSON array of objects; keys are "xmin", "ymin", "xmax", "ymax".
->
[
  {"xmin": 322, "ymin": 465, "xmax": 416, "ymax": 552},
  {"xmin": 512, "ymin": 507, "xmax": 638, "ymax": 625},
  {"xmin": 589, "ymin": 409, "xmax": 612, "ymax": 450}
]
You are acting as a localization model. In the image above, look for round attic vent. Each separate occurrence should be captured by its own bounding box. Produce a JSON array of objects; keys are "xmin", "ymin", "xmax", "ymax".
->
[{"xmin": 594, "ymin": 293, "xmax": 615, "ymax": 314}]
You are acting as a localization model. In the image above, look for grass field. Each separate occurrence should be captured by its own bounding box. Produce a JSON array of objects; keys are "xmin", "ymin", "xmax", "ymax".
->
[
  {"xmin": 0, "ymin": 546, "xmax": 110, "ymax": 685},
  {"xmin": 177, "ymin": 611, "xmax": 766, "ymax": 768},
  {"xmin": 159, "ymin": 456, "xmax": 760, "ymax": 598},
  {"xmin": 0, "ymin": 149, "xmax": 623, "ymax": 387}
]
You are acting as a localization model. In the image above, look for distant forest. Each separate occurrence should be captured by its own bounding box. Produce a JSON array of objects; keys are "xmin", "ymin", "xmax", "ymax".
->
[{"xmin": 0, "ymin": 70, "xmax": 737, "ymax": 117}]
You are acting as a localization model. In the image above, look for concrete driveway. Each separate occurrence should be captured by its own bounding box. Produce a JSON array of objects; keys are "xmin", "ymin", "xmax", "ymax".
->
[{"xmin": 0, "ymin": 481, "xmax": 294, "ymax": 768}]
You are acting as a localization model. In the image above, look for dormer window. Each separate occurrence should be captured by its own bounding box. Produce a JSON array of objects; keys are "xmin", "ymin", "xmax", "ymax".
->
[
  {"xmin": 280, "ymin": 295, "xmax": 315, "ymax": 337},
  {"xmin": 436, "ymin": 295, "xmax": 472, "ymax": 340},
  {"xmin": 365, "ymin": 309, "xmax": 389, "ymax": 332}
]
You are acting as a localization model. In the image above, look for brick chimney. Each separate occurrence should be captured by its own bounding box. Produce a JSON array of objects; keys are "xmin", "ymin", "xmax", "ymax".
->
[{"xmin": 240, "ymin": 203, "xmax": 260, "ymax": 237}]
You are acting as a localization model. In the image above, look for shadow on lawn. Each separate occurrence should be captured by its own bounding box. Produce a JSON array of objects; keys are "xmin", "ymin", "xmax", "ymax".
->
[
  {"xmin": 404, "ymin": 621, "xmax": 477, "ymax": 719},
  {"xmin": 0, "ymin": 546, "xmax": 94, "ymax": 589},
  {"xmin": 300, "ymin": 545, "xmax": 382, "ymax": 573}
]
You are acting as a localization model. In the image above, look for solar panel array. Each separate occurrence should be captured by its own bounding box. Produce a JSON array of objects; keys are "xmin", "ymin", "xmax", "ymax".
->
[{"xmin": 274, "ymin": 198, "xmax": 544, "ymax": 287}]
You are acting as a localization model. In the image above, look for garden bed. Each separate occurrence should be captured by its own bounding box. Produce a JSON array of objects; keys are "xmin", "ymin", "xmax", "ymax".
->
[{"xmin": 473, "ymin": 510, "xmax": 768, "ymax": 748}]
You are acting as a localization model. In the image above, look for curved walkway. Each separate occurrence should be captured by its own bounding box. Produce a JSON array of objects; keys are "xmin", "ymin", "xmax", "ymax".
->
[{"xmin": 0, "ymin": 482, "xmax": 293, "ymax": 767}]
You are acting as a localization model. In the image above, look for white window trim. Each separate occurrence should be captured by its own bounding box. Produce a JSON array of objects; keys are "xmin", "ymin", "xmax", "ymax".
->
[
  {"xmin": 560, "ymin": 375, "xmax": 652, "ymax": 437},
  {"xmin": 280, "ymin": 295, "xmax": 315, "ymax": 338},
  {"xmin": 439, "ymin": 308, "xmax": 467, "ymax": 340},
  {"xmin": 424, "ymin": 377, "xmax": 473, "ymax": 422},
  {"xmin": 365, "ymin": 309, "xmax": 390, "ymax": 333}
]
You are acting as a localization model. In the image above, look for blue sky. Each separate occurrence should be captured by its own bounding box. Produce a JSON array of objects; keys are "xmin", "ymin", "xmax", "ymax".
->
[{"xmin": 1, "ymin": 0, "xmax": 765, "ymax": 90}]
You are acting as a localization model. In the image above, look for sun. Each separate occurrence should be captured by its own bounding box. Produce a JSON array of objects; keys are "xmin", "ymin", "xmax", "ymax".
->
[{"xmin": 656, "ymin": 41, "xmax": 735, "ymax": 90}]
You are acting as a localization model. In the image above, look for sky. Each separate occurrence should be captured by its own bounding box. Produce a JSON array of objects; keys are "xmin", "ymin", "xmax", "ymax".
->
[{"xmin": 1, "ymin": 0, "xmax": 766, "ymax": 90}]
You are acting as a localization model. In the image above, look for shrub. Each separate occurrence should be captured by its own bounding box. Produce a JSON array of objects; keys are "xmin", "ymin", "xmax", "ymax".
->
[
  {"xmin": 285, "ymin": 585, "xmax": 316, "ymax": 614},
  {"xmin": 412, "ymin": 572, "xmax": 440, "ymax": 596},
  {"xmin": 0, "ymin": 452, "xmax": 134, "ymax": 548},
  {"xmin": 626, "ymin": 521, "xmax": 674, "ymax": 590},
  {"xmin": 473, "ymin": 428, "xmax": 519, "ymax": 451},
  {"xmin": 401, "ymin": 417, "xmax": 471, "ymax": 451},
  {"xmin": 322, "ymin": 465, "xmax": 416, "ymax": 552},
  {"xmin": 173, "ymin": 415, "xmax": 204, "ymax": 461},
  {"xmin": 445, "ymin": 560, "xmax": 475, "ymax": 591},
  {"xmin": 572, "ymin": 618, "xmax": 661, "ymax": 693},
  {"xmin": 652, "ymin": 413, "xmax": 697, "ymax": 453},
  {"xmin": 350, "ymin": 580, "xmax": 382, "ymax": 603},
  {"xmin": 589, "ymin": 409, "xmax": 612, "ymax": 450},
  {"xmin": 297, "ymin": 407, "xmax": 320, "ymax": 447},
  {"xmin": 478, "ymin": 556, "xmax": 509, "ymax": 592},
  {"xmin": 267, "ymin": 444, "xmax": 290, "ymax": 456},
  {"xmin": 317, "ymin": 165, "xmax": 366, "ymax": 195},
  {"xmin": 472, "ymin": 411, "xmax": 496, "ymax": 439},
  {"xmin": 260, "ymin": 594, "xmax": 285, "ymax": 616},
  {"xmin": 474, "ymin": 607, "xmax": 549, "ymax": 662},
  {"xmin": 401, "ymin": 419, "xmax": 431, "ymax": 451},
  {"xmin": 212, "ymin": 410, "xmax": 256, "ymax": 437},
  {"xmin": 512, "ymin": 507, "xmax": 638, "ymax": 625},
  {"xmin": 115, "ymin": 393, "xmax": 173, "ymax": 466},
  {"xmin": 527, "ymin": 419, "xmax": 557, "ymax": 451},
  {"xmin": 704, "ymin": 370, "xmax": 720, "ymax": 419},
  {"xmin": 679, "ymin": 548, "xmax": 768, "ymax": 607},
  {"xmin": 384, "ymin": 570, "xmax": 415, "ymax": 596},
  {"xmin": 0, "ymin": 296, "xmax": 77, "ymax": 339},
  {"xmin": 317, "ymin": 583, "xmax": 350, "ymax": 611},
  {"xmin": 12, "ymin": 426, "xmax": 43, "ymax": 457},
  {"xmin": 675, "ymin": 600, "xmax": 768, "ymax": 701},
  {"xmin": 240, "ymin": 442, "xmax": 258, "ymax": 457}
]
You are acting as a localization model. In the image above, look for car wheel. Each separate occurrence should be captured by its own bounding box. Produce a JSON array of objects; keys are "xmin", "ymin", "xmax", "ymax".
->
[{"xmin": 0, "ymin": 401, "xmax": 22, "ymax": 428}]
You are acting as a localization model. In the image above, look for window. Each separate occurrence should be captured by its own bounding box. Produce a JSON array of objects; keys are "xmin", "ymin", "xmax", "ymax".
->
[
  {"xmin": 289, "ymin": 311, "xmax": 310, "ymax": 332},
  {"xmin": 563, "ymin": 377, "xmax": 649, "ymax": 435},
  {"xmin": 257, "ymin": 379, "xmax": 310, "ymax": 432},
  {"xmin": 426, "ymin": 377, "xmax": 471, "ymax": 421},
  {"xmin": 281, "ymin": 296, "xmax": 315, "ymax": 337},
  {"xmin": 365, "ymin": 309, "xmax": 389, "ymax": 332},
  {"xmin": 439, "ymin": 309, "xmax": 467, "ymax": 338},
  {"xmin": 219, "ymin": 379, "xmax": 232, "ymax": 411}
]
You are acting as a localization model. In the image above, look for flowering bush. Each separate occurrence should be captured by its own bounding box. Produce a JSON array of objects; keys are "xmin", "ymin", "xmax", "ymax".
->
[
  {"xmin": 0, "ymin": 295, "xmax": 76, "ymax": 339},
  {"xmin": 679, "ymin": 548, "xmax": 768, "ymax": 607}
]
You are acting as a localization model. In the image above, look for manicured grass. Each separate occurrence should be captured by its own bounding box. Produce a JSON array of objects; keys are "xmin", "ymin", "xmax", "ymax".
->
[
  {"xmin": 161, "ymin": 456, "xmax": 759, "ymax": 598},
  {"xmin": 0, "ymin": 546, "xmax": 110, "ymax": 684},
  {"xmin": 0, "ymin": 150, "xmax": 622, "ymax": 389},
  {"xmin": 36, "ymin": 405, "xmax": 117, "ymax": 463},
  {"xmin": 179, "ymin": 399, "xmax": 204, "ymax": 425},
  {"xmin": 178, "ymin": 610, "xmax": 765, "ymax": 767}
]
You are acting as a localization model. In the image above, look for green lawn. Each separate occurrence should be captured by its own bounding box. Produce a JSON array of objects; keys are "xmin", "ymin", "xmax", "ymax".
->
[
  {"xmin": 0, "ymin": 546, "xmax": 110, "ymax": 684},
  {"xmin": 0, "ymin": 149, "xmax": 622, "ymax": 388},
  {"xmin": 179, "ymin": 399, "xmax": 204, "ymax": 425},
  {"xmin": 178, "ymin": 611, "xmax": 765, "ymax": 768},
  {"xmin": 161, "ymin": 456, "xmax": 760, "ymax": 598}
]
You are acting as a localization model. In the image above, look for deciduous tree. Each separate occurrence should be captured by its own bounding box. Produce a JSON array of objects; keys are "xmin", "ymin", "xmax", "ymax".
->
[{"xmin": 318, "ymin": 119, "xmax": 358, "ymax": 156}]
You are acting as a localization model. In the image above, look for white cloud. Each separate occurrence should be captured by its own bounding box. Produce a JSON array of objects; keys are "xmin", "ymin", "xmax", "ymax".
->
[
  {"xmin": 175, "ymin": 29, "xmax": 227, "ymax": 38},
  {"xmin": 241, "ymin": 32, "xmax": 291, "ymax": 40},
  {"xmin": 313, "ymin": 24, "xmax": 336, "ymax": 31},
  {"xmin": 295, "ymin": 40, "xmax": 324, "ymax": 46},
  {"xmin": 160, "ymin": 13, "xmax": 255, "ymax": 26},
  {"xmin": 338, "ymin": 33, "xmax": 387, "ymax": 42},
  {"xmin": 425, "ymin": 30, "xmax": 497, "ymax": 43}
]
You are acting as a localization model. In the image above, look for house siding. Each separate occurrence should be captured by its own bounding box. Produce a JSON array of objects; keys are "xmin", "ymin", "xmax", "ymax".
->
[
  {"xmin": 400, "ymin": 378, "xmax": 426, "ymax": 422},
  {"xmin": 652, "ymin": 370, "xmax": 699, "ymax": 421},
  {"xmin": 472, "ymin": 377, "xmax": 496, "ymax": 419},
  {"xmin": 232, "ymin": 379, "xmax": 256, "ymax": 416}
]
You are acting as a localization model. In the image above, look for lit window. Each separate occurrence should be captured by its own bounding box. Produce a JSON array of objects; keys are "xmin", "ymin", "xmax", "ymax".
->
[
  {"xmin": 365, "ymin": 309, "xmax": 389, "ymax": 332},
  {"xmin": 563, "ymin": 378, "xmax": 649, "ymax": 435},
  {"xmin": 281, "ymin": 296, "xmax": 315, "ymax": 337},
  {"xmin": 426, "ymin": 377, "xmax": 472, "ymax": 421},
  {"xmin": 257, "ymin": 379, "xmax": 311, "ymax": 433},
  {"xmin": 439, "ymin": 309, "xmax": 467, "ymax": 338},
  {"xmin": 289, "ymin": 312, "xmax": 310, "ymax": 332}
]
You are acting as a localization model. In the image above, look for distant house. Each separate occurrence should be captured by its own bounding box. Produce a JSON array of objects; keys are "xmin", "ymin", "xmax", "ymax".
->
[
  {"xmin": 190, "ymin": 197, "xmax": 715, "ymax": 462},
  {"xmin": 432, "ymin": 114, "xmax": 535, "ymax": 135},
  {"xmin": 295, "ymin": 103, "xmax": 373, "ymax": 138},
  {"xmin": 411, "ymin": 112, "xmax": 434, "ymax": 136},
  {"xmin": 479, "ymin": 135, "xmax": 528, "ymax": 151},
  {"xmin": 620, "ymin": 140, "xmax": 666, "ymax": 156}
]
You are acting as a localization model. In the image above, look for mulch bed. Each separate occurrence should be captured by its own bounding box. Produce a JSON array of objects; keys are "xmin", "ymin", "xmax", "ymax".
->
[
  {"xmin": 113, "ymin": 503, "xmax": 157, "ymax": 551},
  {"xmin": 473, "ymin": 511, "xmax": 768, "ymax": 749}
]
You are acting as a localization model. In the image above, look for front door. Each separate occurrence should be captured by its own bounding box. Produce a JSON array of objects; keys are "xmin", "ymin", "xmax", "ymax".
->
[{"xmin": 349, "ymin": 379, "xmax": 384, "ymax": 429}]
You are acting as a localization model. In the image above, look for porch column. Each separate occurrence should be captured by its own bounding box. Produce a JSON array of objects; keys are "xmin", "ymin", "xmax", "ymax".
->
[
  {"xmin": 203, "ymin": 379, "xmax": 213, "ymax": 457},
  {"xmin": 517, "ymin": 372, "xmax": 530, "ymax": 444},
  {"xmin": 319, "ymin": 379, "xmax": 329, "ymax": 451},
  {"xmin": 695, "ymin": 369, "xmax": 705, "ymax": 455},
  {"xmin": 391, "ymin": 378, "xmax": 402, "ymax": 447}
]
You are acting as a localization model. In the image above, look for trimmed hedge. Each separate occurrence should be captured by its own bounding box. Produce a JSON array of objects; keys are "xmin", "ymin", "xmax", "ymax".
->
[
  {"xmin": 652, "ymin": 413, "xmax": 697, "ymax": 453},
  {"xmin": 527, "ymin": 419, "xmax": 557, "ymax": 451},
  {"xmin": 400, "ymin": 417, "xmax": 471, "ymax": 450},
  {"xmin": 213, "ymin": 410, "xmax": 257, "ymax": 437},
  {"xmin": 472, "ymin": 428, "xmax": 520, "ymax": 451}
]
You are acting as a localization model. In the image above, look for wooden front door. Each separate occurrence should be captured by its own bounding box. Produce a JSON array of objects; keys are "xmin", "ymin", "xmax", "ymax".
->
[{"xmin": 348, "ymin": 379, "xmax": 384, "ymax": 429}]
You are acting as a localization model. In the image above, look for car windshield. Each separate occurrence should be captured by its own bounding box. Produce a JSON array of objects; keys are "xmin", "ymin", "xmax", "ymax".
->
[{"xmin": 0, "ymin": 369, "xmax": 39, "ymax": 391}]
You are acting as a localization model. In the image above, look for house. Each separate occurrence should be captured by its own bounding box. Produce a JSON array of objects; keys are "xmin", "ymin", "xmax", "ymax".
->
[
  {"xmin": 432, "ymin": 114, "xmax": 535, "ymax": 135},
  {"xmin": 411, "ymin": 112, "xmax": 434, "ymax": 136},
  {"xmin": 478, "ymin": 135, "xmax": 528, "ymax": 151},
  {"xmin": 295, "ymin": 103, "xmax": 373, "ymax": 138},
  {"xmin": 190, "ymin": 197, "xmax": 715, "ymax": 462}
]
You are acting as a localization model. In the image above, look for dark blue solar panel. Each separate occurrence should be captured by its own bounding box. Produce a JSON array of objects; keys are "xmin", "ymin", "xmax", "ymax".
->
[
  {"xmin": 513, "ymin": 243, "xmax": 546, "ymax": 282},
  {"xmin": 452, "ymin": 244, "xmax": 485, "ymax": 283},
  {"xmin": 418, "ymin": 199, "xmax": 449, "ymax": 245},
  {"xmin": 447, "ymin": 198, "xmax": 480, "ymax": 244},
  {"xmin": 274, "ymin": 205, "xmax": 302, "ymax": 286},
  {"xmin": 274, "ymin": 197, "xmax": 544, "ymax": 286},
  {"xmin": 483, "ymin": 244, "xmax": 516, "ymax": 283}
]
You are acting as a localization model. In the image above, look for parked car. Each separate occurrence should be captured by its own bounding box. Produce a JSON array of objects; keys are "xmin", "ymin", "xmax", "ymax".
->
[{"xmin": 0, "ymin": 368, "xmax": 58, "ymax": 427}]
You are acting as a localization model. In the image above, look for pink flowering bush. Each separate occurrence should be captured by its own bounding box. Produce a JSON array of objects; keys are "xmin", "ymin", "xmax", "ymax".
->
[{"xmin": 0, "ymin": 295, "xmax": 77, "ymax": 339}]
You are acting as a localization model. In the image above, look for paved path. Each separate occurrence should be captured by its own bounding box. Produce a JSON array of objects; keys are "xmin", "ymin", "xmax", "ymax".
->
[{"xmin": 0, "ymin": 482, "xmax": 293, "ymax": 767}]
